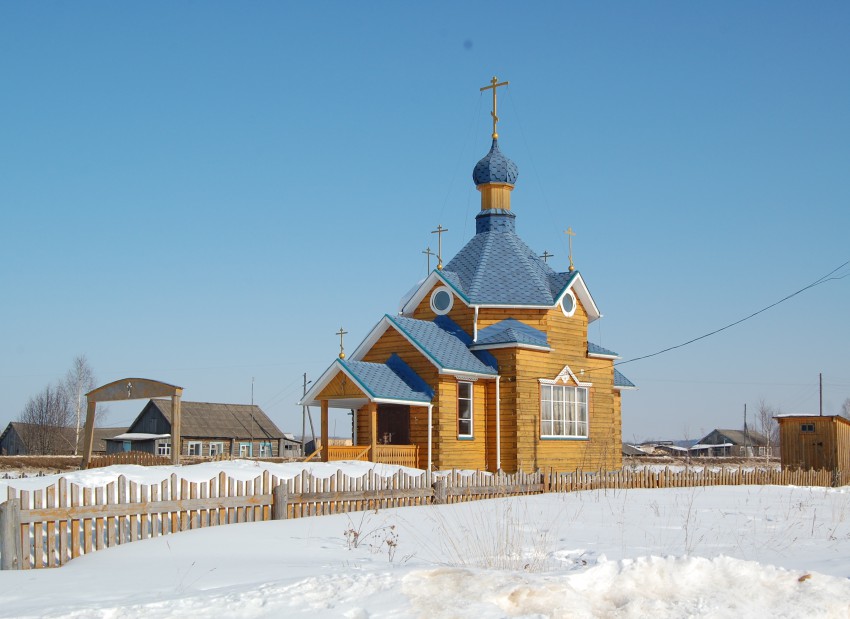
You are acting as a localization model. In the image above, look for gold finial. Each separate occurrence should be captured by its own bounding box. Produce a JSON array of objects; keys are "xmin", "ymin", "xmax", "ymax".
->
[
  {"xmin": 336, "ymin": 327, "xmax": 348, "ymax": 359},
  {"xmin": 565, "ymin": 228, "xmax": 576, "ymax": 272},
  {"xmin": 480, "ymin": 76, "xmax": 509, "ymax": 139},
  {"xmin": 431, "ymin": 224, "xmax": 448, "ymax": 270}
]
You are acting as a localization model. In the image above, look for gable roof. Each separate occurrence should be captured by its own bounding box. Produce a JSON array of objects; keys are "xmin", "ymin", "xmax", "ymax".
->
[
  {"xmin": 138, "ymin": 400, "xmax": 284, "ymax": 440},
  {"xmin": 351, "ymin": 314, "xmax": 498, "ymax": 377},
  {"xmin": 697, "ymin": 428, "xmax": 768, "ymax": 447}
]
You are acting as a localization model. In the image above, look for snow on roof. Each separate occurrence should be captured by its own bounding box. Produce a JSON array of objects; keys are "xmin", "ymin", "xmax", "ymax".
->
[{"xmin": 109, "ymin": 433, "xmax": 171, "ymax": 441}]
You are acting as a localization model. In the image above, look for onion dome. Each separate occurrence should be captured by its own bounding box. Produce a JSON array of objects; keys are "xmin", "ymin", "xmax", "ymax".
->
[{"xmin": 472, "ymin": 139, "xmax": 519, "ymax": 186}]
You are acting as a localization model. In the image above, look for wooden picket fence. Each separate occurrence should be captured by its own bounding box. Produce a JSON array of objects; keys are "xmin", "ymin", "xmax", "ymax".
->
[
  {"xmin": 0, "ymin": 465, "xmax": 835, "ymax": 570},
  {"xmin": 87, "ymin": 452, "xmax": 172, "ymax": 469}
]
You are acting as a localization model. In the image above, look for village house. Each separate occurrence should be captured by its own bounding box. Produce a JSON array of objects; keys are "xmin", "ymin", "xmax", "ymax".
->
[
  {"xmin": 690, "ymin": 428, "xmax": 771, "ymax": 458},
  {"xmin": 105, "ymin": 399, "xmax": 297, "ymax": 458},
  {"xmin": 300, "ymin": 78, "xmax": 634, "ymax": 473},
  {"xmin": 0, "ymin": 422, "xmax": 124, "ymax": 456}
]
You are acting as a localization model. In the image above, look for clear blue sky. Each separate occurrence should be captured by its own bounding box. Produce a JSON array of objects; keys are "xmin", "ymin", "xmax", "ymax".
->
[{"xmin": 2, "ymin": 2, "xmax": 848, "ymax": 443}]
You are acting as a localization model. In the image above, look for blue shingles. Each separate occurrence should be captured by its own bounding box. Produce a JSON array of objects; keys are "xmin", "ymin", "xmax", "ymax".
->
[
  {"xmin": 340, "ymin": 357, "xmax": 433, "ymax": 403},
  {"xmin": 388, "ymin": 314, "xmax": 498, "ymax": 375},
  {"xmin": 588, "ymin": 342, "xmax": 619, "ymax": 357},
  {"xmin": 614, "ymin": 369, "xmax": 636, "ymax": 389},
  {"xmin": 474, "ymin": 318, "xmax": 549, "ymax": 349},
  {"xmin": 472, "ymin": 139, "xmax": 519, "ymax": 186}
]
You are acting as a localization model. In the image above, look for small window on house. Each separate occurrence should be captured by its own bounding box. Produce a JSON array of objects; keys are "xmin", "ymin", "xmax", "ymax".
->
[
  {"xmin": 801, "ymin": 424, "xmax": 815, "ymax": 433},
  {"xmin": 122, "ymin": 440, "xmax": 132, "ymax": 453},
  {"xmin": 157, "ymin": 441, "xmax": 171, "ymax": 456},
  {"xmin": 458, "ymin": 381, "xmax": 473, "ymax": 437},
  {"xmin": 239, "ymin": 442, "xmax": 253, "ymax": 457},
  {"xmin": 259, "ymin": 442, "xmax": 272, "ymax": 457},
  {"xmin": 560, "ymin": 290, "xmax": 577, "ymax": 318},
  {"xmin": 430, "ymin": 286, "xmax": 454, "ymax": 315},
  {"xmin": 187, "ymin": 441, "xmax": 202, "ymax": 456},
  {"xmin": 209, "ymin": 442, "xmax": 225, "ymax": 456}
]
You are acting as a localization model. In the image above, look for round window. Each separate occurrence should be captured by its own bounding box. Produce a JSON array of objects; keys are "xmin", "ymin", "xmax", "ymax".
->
[
  {"xmin": 430, "ymin": 287, "xmax": 454, "ymax": 315},
  {"xmin": 560, "ymin": 290, "xmax": 577, "ymax": 317}
]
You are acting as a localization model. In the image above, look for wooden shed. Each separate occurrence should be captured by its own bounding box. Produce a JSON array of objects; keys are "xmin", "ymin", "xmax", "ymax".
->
[{"xmin": 776, "ymin": 414, "xmax": 850, "ymax": 484}]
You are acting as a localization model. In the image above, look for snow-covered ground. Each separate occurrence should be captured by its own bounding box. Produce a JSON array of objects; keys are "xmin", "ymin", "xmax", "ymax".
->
[{"xmin": 0, "ymin": 461, "xmax": 849, "ymax": 618}]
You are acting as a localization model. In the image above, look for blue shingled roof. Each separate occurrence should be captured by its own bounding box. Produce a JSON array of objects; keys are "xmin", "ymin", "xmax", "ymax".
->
[
  {"xmin": 388, "ymin": 314, "xmax": 498, "ymax": 375},
  {"xmin": 441, "ymin": 209, "xmax": 579, "ymax": 306},
  {"xmin": 472, "ymin": 139, "xmax": 518, "ymax": 186},
  {"xmin": 473, "ymin": 318, "xmax": 550, "ymax": 349},
  {"xmin": 588, "ymin": 342, "xmax": 619, "ymax": 357},
  {"xmin": 339, "ymin": 355, "xmax": 433, "ymax": 403},
  {"xmin": 614, "ymin": 369, "xmax": 636, "ymax": 389}
]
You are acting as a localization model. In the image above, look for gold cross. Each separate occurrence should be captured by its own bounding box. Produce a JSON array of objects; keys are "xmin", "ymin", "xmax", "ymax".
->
[
  {"xmin": 565, "ymin": 228, "xmax": 576, "ymax": 272},
  {"xmin": 336, "ymin": 327, "xmax": 348, "ymax": 359},
  {"xmin": 480, "ymin": 76, "xmax": 509, "ymax": 139},
  {"xmin": 422, "ymin": 246, "xmax": 436, "ymax": 274},
  {"xmin": 431, "ymin": 224, "xmax": 449, "ymax": 270}
]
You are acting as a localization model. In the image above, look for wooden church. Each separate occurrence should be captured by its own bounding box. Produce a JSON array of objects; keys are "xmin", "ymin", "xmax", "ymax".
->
[{"xmin": 301, "ymin": 78, "xmax": 634, "ymax": 473}]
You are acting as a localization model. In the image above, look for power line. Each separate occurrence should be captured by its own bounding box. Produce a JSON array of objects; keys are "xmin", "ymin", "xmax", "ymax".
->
[{"xmin": 615, "ymin": 260, "xmax": 849, "ymax": 369}]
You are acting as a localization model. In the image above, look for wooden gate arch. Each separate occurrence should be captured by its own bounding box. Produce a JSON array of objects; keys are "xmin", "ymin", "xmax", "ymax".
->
[{"xmin": 81, "ymin": 378, "xmax": 183, "ymax": 468}]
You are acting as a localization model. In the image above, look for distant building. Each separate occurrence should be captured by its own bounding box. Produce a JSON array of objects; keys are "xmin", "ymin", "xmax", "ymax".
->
[
  {"xmin": 0, "ymin": 422, "xmax": 123, "ymax": 456},
  {"xmin": 104, "ymin": 399, "xmax": 292, "ymax": 458},
  {"xmin": 690, "ymin": 429, "xmax": 770, "ymax": 458}
]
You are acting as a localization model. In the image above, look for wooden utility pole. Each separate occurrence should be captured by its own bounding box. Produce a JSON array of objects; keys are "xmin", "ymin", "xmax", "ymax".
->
[{"xmin": 819, "ymin": 372, "xmax": 823, "ymax": 416}]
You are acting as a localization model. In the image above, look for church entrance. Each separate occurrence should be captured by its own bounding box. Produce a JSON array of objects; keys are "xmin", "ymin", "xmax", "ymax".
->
[{"xmin": 376, "ymin": 404, "xmax": 410, "ymax": 445}]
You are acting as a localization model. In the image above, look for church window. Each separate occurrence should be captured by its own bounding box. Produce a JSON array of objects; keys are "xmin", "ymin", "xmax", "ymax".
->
[
  {"xmin": 457, "ymin": 381, "xmax": 473, "ymax": 437},
  {"xmin": 541, "ymin": 384, "xmax": 588, "ymax": 438},
  {"xmin": 560, "ymin": 290, "xmax": 577, "ymax": 318},
  {"xmin": 430, "ymin": 286, "xmax": 454, "ymax": 315}
]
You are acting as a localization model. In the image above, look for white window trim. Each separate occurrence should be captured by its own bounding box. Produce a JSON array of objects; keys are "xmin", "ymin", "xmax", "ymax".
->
[
  {"xmin": 209, "ymin": 442, "xmax": 225, "ymax": 456},
  {"xmin": 457, "ymin": 380, "xmax": 473, "ymax": 438},
  {"xmin": 187, "ymin": 441, "xmax": 203, "ymax": 456},
  {"xmin": 239, "ymin": 442, "xmax": 253, "ymax": 457},
  {"xmin": 540, "ymin": 383, "xmax": 589, "ymax": 439},
  {"xmin": 540, "ymin": 365, "xmax": 591, "ymax": 439},
  {"xmin": 157, "ymin": 441, "xmax": 171, "ymax": 456},
  {"xmin": 430, "ymin": 286, "xmax": 454, "ymax": 315},
  {"xmin": 259, "ymin": 442, "xmax": 272, "ymax": 457},
  {"xmin": 560, "ymin": 289, "xmax": 577, "ymax": 318}
]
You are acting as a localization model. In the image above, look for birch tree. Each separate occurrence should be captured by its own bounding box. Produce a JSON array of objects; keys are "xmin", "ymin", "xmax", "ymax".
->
[
  {"xmin": 64, "ymin": 355, "xmax": 97, "ymax": 454},
  {"xmin": 17, "ymin": 383, "xmax": 74, "ymax": 455}
]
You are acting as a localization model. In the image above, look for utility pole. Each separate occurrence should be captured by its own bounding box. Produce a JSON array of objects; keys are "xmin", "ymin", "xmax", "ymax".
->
[
  {"xmin": 301, "ymin": 373, "xmax": 316, "ymax": 456},
  {"xmin": 819, "ymin": 372, "xmax": 823, "ymax": 416}
]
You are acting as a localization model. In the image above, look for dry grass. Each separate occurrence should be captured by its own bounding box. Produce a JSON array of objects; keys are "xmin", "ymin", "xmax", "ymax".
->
[{"xmin": 0, "ymin": 455, "xmax": 82, "ymax": 474}]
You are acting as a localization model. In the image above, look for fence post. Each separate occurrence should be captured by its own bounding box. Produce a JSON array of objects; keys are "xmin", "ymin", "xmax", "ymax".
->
[
  {"xmin": 272, "ymin": 484, "xmax": 288, "ymax": 520},
  {"xmin": 432, "ymin": 478, "xmax": 447, "ymax": 505},
  {"xmin": 0, "ymin": 499, "xmax": 22, "ymax": 570}
]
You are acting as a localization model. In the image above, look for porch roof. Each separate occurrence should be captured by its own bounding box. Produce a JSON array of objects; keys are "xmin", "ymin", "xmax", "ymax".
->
[{"xmin": 300, "ymin": 354, "xmax": 434, "ymax": 409}]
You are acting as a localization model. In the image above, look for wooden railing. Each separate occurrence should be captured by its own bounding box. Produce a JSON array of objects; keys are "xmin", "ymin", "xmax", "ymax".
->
[
  {"xmin": 324, "ymin": 445, "xmax": 418, "ymax": 467},
  {"xmin": 0, "ymin": 465, "xmax": 837, "ymax": 570}
]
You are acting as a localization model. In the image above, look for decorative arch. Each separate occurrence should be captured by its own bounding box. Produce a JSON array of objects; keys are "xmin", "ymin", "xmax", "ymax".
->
[{"xmin": 81, "ymin": 378, "xmax": 183, "ymax": 468}]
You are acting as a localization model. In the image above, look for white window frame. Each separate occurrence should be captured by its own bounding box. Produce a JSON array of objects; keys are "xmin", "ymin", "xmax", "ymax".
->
[
  {"xmin": 457, "ymin": 381, "xmax": 473, "ymax": 438},
  {"xmin": 209, "ymin": 442, "xmax": 225, "ymax": 457},
  {"xmin": 157, "ymin": 441, "xmax": 171, "ymax": 456},
  {"xmin": 187, "ymin": 441, "xmax": 203, "ymax": 456},
  {"xmin": 259, "ymin": 442, "xmax": 272, "ymax": 457},
  {"xmin": 540, "ymin": 365, "xmax": 591, "ymax": 439},
  {"xmin": 239, "ymin": 442, "xmax": 253, "ymax": 457},
  {"xmin": 430, "ymin": 286, "xmax": 454, "ymax": 316},
  {"xmin": 560, "ymin": 289, "xmax": 577, "ymax": 318}
]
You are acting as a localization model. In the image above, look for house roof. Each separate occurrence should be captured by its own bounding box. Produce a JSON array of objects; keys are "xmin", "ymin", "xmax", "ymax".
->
[
  {"xmin": 588, "ymin": 342, "xmax": 619, "ymax": 358},
  {"xmin": 613, "ymin": 369, "xmax": 636, "ymax": 390},
  {"xmin": 0, "ymin": 422, "xmax": 126, "ymax": 453},
  {"xmin": 352, "ymin": 314, "xmax": 498, "ymax": 377},
  {"xmin": 140, "ymin": 400, "xmax": 284, "ymax": 440},
  {"xmin": 341, "ymin": 355, "xmax": 434, "ymax": 403},
  {"xmin": 698, "ymin": 428, "xmax": 768, "ymax": 447},
  {"xmin": 470, "ymin": 318, "xmax": 550, "ymax": 350}
]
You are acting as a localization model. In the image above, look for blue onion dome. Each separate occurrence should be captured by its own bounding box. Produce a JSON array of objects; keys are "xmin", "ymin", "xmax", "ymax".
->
[{"xmin": 472, "ymin": 139, "xmax": 519, "ymax": 186}]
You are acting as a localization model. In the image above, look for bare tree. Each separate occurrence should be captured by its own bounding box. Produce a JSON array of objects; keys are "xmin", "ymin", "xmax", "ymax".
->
[
  {"xmin": 755, "ymin": 400, "xmax": 780, "ymax": 459},
  {"xmin": 64, "ymin": 355, "xmax": 97, "ymax": 454},
  {"xmin": 17, "ymin": 383, "xmax": 74, "ymax": 455},
  {"xmin": 841, "ymin": 398, "xmax": 850, "ymax": 420}
]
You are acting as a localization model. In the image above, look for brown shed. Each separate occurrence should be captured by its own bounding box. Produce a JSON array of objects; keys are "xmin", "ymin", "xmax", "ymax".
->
[{"xmin": 776, "ymin": 414, "xmax": 850, "ymax": 484}]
